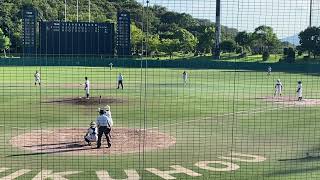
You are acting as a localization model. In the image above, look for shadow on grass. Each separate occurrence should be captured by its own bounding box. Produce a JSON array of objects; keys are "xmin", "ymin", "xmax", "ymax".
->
[
  {"xmin": 22, "ymin": 141, "xmax": 80, "ymax": 148},
  {"xmin": 266, "ymin": 166, "xmax": 320, "ymax": 177},
  {"xmin": 279, "ymin": 155, "xmax": 320, "ymax": 162},
  {"xmin": 6, "ymin": 143, "xmax": 93, "ymax": 157}
]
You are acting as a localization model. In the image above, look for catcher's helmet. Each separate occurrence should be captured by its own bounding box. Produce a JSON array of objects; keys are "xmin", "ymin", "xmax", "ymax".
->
[{"xmin": 90, "ymin": 122, "xmax": 96, "ymax": 127}]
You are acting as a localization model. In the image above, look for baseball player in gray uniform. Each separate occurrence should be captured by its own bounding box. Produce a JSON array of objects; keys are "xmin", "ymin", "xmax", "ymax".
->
[
  {"xmin": 117, "ymin": 73, "xmax": 124, "ymax": 89},
  {"xmin": 96, "ymin": 108, "xmax": 112, "ymax": 148}
]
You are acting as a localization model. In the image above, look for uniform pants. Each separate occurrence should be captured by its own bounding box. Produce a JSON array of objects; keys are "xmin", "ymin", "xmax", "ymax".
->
[
  {"xmin": 97, "ymin": 126, "xmax": 111, "ymax": 148},
  {"xmin": 118, "ymin": 80, "xmax": 123, "ymax": 89}
]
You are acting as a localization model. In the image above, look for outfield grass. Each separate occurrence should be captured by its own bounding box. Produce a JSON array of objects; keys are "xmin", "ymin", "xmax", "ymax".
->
[{"xmin": 0, "ymin": 66, "xmax": 320, "ymax": 179}]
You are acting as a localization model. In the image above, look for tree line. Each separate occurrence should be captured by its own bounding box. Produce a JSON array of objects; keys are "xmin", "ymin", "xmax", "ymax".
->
[{"xmin": 0, "ymin": 0, "xmax": 319, "ymax": 61}]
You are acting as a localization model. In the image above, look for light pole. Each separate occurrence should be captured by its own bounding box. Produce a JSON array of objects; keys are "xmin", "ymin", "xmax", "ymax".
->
[
  {"xmin": 309, "ymin": 0, "xmax": 313, "ymax": 27},
  {"xmin": 214, "ymin": 0, "xmax": 221, "ymax": 59},
  {"xmin": 77, "ymin": 0, "xmax": 79, "ymax": 22},
  {"xmin": 146, "ymin": 0, "xmax": 150, "ymax": 57},
  {"xmin": 89, "ymin": 0, "xmax": 91, "ymax": 22},
  {"xmin": 64, "ymin": 0, "xmax": 67, "ymax": 22}
]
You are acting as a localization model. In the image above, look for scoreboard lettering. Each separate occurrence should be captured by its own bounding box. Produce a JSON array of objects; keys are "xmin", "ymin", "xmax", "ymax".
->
[
  {"xmin": 23, "ymin": 8, "xmax": 37, "ymax": 55},
  {"xmin": 40, "ymin": 21, "xmax": 115, "ymax": 55},
  {"xmin": 117, "ymin": 11, "xmax": 131, "ymax": 56}
]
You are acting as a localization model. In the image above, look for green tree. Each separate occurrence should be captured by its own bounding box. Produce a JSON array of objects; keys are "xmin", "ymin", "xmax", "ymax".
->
[
  {"xmin": 0, "ymin": 0, "xmax": 243, "ymax": 56},
  {"xmin": 0, "ymin": 28, "xmax": 11, "ymax": 57},
  {"xmin": 235, "ymin": 31, "xmax": 251, "ymax": 53},
  {"xmin": 197, "ymin": 26, "xmax": 215, "ymax": 54},
  {"xmin": 220, "ymin": 40, "xmax": 236, "ymax": 53},
  {"xmin": 251, "ymin": 26, "xmax": 280, "ymax": 54},
  {"xmin": 131, "ymin": 23, "xmax": 144, "ymax": 54},
  {"xmin": 298, "ymin": 26, "xmax": 320, "ymax": 59},
  {"xmin": 147, "ymin": 35, "xmax": 161, "ymax": 55},
  {"xmin": 174, "ymin": 28, "xmax": 198, "ymax": 53},
  {"xmin": 160, "ymin": 39, "xmax": 180, "ymax": 58}
]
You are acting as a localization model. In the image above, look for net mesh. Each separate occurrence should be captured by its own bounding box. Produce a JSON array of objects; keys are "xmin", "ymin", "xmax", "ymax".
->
[{"xmin": 0, "ymin": 0, "xmax": 320, "ymax": 179}]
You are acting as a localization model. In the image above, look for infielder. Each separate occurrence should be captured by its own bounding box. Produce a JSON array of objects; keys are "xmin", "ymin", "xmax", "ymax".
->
[
  {"xmin": 96, "ymin": 108, "xmax": 112, "ymax": 148},
  {"xmin": 274, "ymin": 79, "xmax": 283, "ymax": 97},
  {"xmin": 182, "ymin": 71, "xmax": 188, "ymax": 86},
  {"xmin": 34, "ymin": 71, "xmax": 41, "ymax": 86},
  {"xmin": 297, "ymin": 81, "xmax": 303, "ymax": 101},
  {"xmin": 267, "ymin": 66, "xmax": 272, "ymax": 76},
  {"xmin": 84, "ymin": 122, "xmax": 98, "ymax": 146},
  {"xmin": 84, "ymin": 77, "xmax": 90, "ymax": 99},
  {"xmin": 117, "ymin": 73, "xmax": 124, "ymax": 89}
]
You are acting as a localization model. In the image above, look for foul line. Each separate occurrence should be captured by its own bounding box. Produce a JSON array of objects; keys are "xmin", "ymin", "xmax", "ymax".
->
[{"xmin": 148, "ymin": 104, "xmax": 296, "ymax": 130}]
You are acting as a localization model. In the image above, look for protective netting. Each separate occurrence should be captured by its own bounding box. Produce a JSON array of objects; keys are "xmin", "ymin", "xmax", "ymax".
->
[{"xmin": 1, "ymin": 0, "xmax": 320, "ymax": 179}]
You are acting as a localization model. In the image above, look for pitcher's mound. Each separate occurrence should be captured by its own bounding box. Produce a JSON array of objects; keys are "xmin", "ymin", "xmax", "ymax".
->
[
  {"xmin": 261, "ymin": 96, "xmax": 320, "ymax": 106},
  {"xmin": 10, "ymin": 128, "xmax": 176, "ymax": 156}
]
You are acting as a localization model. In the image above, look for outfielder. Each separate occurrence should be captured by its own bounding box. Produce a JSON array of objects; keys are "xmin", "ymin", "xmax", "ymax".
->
[
  {"xmin": 274, "ymin": 79, "xmax": 283, "ymax": 97},
  {"xmin": 182, "ymin": 71, "xmax": 188, "ymax": 86},
  {"xmin": 84, "ymin": 77, "xmax": 90, "ymax": 99},
  {"xmin": 84, "ymin": 122, "xmax": 98, "ymax": 146},
  {"xmin": 34, "ymin": 71, "xmax": 41, "ymax": 86},
  {"xmin": 267, "ymin": 66, "xmax": 272, "ymax": 76},
  {"xmin": 297, "ymin": 81, "xmax": 303, "ymax": 101}
]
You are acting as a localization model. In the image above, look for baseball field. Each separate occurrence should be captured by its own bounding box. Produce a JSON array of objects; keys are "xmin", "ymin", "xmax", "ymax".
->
[{"xmin": 0, "ymin": 65, "xmax": 320, "ymax": 179}]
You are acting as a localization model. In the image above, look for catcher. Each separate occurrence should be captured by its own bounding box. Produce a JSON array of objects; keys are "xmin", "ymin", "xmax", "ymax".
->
[{"xmin": 84, "ymin": 122, "xmax": 98, "ymax": 146}]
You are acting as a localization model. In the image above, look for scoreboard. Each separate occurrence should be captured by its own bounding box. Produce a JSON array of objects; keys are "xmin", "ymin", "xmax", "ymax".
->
[
  {"xmin": 22, "ymin": 8, "xmax": 37, "ymax": 55},
  {"xmin": 117, "ymin": 11, "xmax": 131, "ymax": 56},
  {"xmin": 40, "ymin": 21, "xmax": 115, "ymax": 55}
]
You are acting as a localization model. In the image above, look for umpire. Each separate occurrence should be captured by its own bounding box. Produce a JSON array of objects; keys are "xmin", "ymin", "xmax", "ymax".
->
[{"xmin": 96, "ymin": 109, "xmax": 112, "ymax": 148}]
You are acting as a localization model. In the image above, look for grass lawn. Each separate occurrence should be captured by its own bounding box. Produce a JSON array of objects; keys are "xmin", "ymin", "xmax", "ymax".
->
[{"xmin": 0, "ymin": 66, "xmax": 319, "ymax": 179}]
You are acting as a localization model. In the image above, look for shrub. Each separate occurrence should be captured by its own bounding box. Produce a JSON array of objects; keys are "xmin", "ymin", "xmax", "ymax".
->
[
  {"xmin": 262, "ymin": 51, "xmax": 270, "ymax": 61},
  {"xmin": 286, "ymin": 47, "xmax": 295, "ymax": 63},
  {"xmin": 283, "ymin": 48, "xmax": 289, "ymax": 56},
  {"xmin": 236, "ymin": 46, "xmax": 243, "ymax": 54}
]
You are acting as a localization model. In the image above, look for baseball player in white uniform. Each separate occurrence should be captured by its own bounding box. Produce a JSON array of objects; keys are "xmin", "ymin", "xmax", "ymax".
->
[
  {"xmin": 84, "ymin": 122, "xmax": 98, "ymax": 146},
  {"xmin": 267, "ymin": 66, "xmax": 272, "ymax": 76},
  {"xmin": 182, "ymin": 71, "xmax": 188, "ymax": 86},
  {"xmin": 84, "ymin": 77, "xmax": 90, "ymax": 99},
  {"xmin": 34, "ymin": 71, "xmax": 41, "ymax": 86},
  {"xmin": 274, "ymin": 79, "xmax": 283, "ymax": 97},
  {"xmin": 297, "ymin": 81, "xmax": 303, "ymax": 101}
]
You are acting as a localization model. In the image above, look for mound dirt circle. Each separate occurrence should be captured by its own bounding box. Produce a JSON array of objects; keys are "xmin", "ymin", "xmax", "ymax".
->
[
  {"xmin": 260, "ymin": 96, "xmax": 320, "ymax": 106},
  {"xmin": 42, "ymin": 97, "xmax": 125, "ymax": 106},
  {"xmin": 10, "ymin": 128, "xmax": 176, "ymax": 156}
]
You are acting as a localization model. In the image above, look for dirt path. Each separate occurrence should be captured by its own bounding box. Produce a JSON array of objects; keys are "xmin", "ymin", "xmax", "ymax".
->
[
  {"xmin": 260, "ymin": 96, "xmax": 320, "ymax": 106},
  {"xmin": 10, "ymin": 128, "xmax": 176, "ymax": 156}
]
